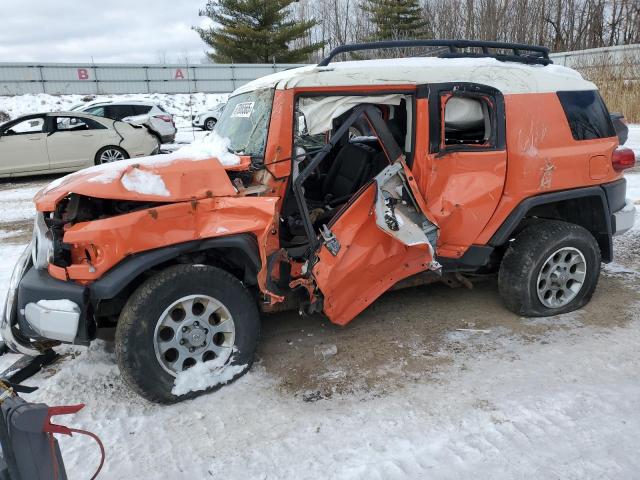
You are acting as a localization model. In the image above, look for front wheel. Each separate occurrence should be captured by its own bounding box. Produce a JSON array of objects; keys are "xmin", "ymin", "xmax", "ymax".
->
[
  {"xmin": 498, "ymin": 220, "xmax": 601, "ymax": 317},
  {"xmin": 115, "ymin": 264, "xmax": 260, "ymax": 403},
  {"xmin": 204, "ymin": 117, "xmax": 217, "ymax": 131}
]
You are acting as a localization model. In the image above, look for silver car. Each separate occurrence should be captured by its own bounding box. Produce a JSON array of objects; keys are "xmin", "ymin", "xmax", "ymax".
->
[
  {"xmin": 71, "ymin": 100, "xmax": 177, "ymax": 144},
  {"xmin": 0, "ymin": 112, "xmax": 159, "ymax": 178}
]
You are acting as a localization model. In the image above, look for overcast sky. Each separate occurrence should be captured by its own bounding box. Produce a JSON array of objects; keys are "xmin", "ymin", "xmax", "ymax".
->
[{"xmin": 0, "ymin": 0, "xmax": 213, "ymax": 64}]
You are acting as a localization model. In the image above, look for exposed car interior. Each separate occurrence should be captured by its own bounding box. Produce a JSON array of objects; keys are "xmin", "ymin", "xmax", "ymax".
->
[
  {"xmin": 443, "ymin": 96, "xmax": 492, "ymax": 145},
  {"xmin": 279, "ymin": 95, "xmax": 413, "ymax": 253}
]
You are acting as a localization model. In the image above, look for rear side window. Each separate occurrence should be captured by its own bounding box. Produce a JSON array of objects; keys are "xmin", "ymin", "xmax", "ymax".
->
[
  {"xmin": 55, "ymin": 116, "xmax": 107, "ymax": 131},
  {"xmin": 557, "ymin": 91, "xmax": 615, "ymax": 141},
  {"xmin": 444, "ymin": 96, "xmax": 491, "ymax": 146},
  {"xmin": 104, "ymin": 105, "xmax": 136, "ymax": 120},
  {"xmin": 85, "ymin": 106, "xmax": 105, "ymax": 117},
  {"xmin": 132, "ymin": 105, "xmax": 152, "ymax": 115}
]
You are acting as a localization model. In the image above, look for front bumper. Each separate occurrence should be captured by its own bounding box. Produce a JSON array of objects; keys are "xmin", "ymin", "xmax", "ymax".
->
[
  {"xmin": 612, "ymin": 198, "xmax": 635, "ymax": 236},
  {"xmin": 1, "ymin": 249, "xmax": 89, "ymax": 356}
]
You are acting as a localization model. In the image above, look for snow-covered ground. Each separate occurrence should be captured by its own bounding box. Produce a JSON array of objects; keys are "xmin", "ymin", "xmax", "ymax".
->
[{"xmin": 0, "ymin": 97, "xmax": 639, "ymax": 478}]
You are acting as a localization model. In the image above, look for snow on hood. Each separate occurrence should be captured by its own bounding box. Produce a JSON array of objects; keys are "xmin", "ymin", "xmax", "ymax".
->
[
  {"xmin": 34, "ymin": 132, "xmax": 242, "ymax": 210},
  {"xmin": 175, "ymin": 131, "xmax": 240, "ymax": 165},
  {"xmin": 121, "ymin": 169, "xmax": 170, "ymax": 197}
]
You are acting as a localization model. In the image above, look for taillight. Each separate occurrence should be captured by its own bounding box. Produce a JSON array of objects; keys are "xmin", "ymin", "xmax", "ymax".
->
[
  {"xmin": 612, "ymin": 147, "xmax": 636, "ymax": 172},
  {"xmin": 155, "ymin": 114, "xmax": 173, "ymax": 123}
]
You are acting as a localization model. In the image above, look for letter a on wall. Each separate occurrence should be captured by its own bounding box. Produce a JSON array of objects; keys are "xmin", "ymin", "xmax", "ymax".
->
[
  {"xmin": 77, "ymin": 68, "xmax": 90, "ymax": 80},
  {"xmin": 175, "ymin": 68, "xmax": 185, "ymax": 80}
]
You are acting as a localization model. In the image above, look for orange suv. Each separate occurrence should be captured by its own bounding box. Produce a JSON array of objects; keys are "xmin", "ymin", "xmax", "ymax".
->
[{"xmin": 2, "ymin": 40, "xmax": 636, "ymax": 403}]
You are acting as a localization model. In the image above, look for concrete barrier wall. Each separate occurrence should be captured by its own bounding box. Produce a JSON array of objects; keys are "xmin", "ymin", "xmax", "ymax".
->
[{"xmin": 550, "ymin": 44, "xmax": 640, "ymax": 68}]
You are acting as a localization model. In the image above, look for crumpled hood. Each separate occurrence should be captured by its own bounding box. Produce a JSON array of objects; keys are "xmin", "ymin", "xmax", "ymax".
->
[{"xmin": 34, "ymin": 154, "xmax": 245, "ymax": 211}]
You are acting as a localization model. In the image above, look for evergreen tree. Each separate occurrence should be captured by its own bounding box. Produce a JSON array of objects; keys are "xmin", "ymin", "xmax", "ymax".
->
[
  {"xmin": 195, "ymin": 0, "xmax": 324, "ymax": 63},
  {"xmin": 362, "ymin": 0, "xmax": 429, "ymax": 41}
]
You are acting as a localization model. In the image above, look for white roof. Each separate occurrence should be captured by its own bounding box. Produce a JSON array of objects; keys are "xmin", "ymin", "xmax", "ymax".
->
[{"xmin": 234, "ymin": 57, "xmax": 595, "ymax": 96}]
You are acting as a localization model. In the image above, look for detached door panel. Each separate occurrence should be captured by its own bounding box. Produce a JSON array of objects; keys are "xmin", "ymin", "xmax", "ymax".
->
[{"xmin": 312, "ymin": 163, "xmax": 437, "ymax": 325}]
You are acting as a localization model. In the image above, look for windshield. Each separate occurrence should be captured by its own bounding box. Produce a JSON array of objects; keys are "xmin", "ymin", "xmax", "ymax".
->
[{"xmin": 214, "ymin": 88, "xmax": 274, "ymax": 157}]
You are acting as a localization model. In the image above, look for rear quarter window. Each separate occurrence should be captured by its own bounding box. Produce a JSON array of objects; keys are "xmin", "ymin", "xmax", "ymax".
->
[{"xmin": 557, "ymin": 90, "xmax": 615, "ymax": 141}]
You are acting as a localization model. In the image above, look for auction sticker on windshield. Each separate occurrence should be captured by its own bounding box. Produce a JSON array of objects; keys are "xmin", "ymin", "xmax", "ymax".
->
[{"xmin": 231, "ymin": 102, "xmax": 255, "ymax": 118}]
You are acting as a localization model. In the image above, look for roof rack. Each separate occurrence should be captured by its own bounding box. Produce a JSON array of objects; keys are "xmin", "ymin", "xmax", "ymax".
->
[{"xmin": 318, "ymin": 40, "xmax": 552, "ymax": 67}]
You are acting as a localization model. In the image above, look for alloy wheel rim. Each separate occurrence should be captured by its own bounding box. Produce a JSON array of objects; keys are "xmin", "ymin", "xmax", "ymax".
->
[
  {"xmin": 153, "ymin": 294, "xmax": 236, "ymax": 376},
  {"xmin": 536, "ymin": 247, "xmax": 587, "ymax": 308},
  {"xmin": 206, "ymin": 119, "xmax": 216, "ymax": 130},
  {"xmin": 100, "ymin": 149, "xmax": 125, "ymax": 163}
]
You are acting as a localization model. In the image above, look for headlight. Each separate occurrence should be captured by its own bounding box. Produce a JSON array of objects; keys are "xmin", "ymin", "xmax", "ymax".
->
[{"xmin": 31, "ymin": 213, "xmax": 53, "ymax": 270}]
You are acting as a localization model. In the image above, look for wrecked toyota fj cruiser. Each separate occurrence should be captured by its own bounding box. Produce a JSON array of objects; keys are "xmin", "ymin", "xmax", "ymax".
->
[{"xmin": 2, "ymin": 40, "xmax": 636, "ymax": 403}]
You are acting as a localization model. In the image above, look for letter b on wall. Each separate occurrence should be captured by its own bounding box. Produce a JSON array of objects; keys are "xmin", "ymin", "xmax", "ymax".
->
[{"xmin": 77, "ymin": 68, "xmax": 90, "ymax": 80}]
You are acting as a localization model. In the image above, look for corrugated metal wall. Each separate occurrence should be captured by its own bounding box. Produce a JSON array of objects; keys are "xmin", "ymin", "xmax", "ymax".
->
[
  {"xmin": 0, "ymin": 63, "xmax": 305, "ymax": 95},
  {"xmin": 1, "ymin": 45, "xmax": 638, "ymax": 96}
]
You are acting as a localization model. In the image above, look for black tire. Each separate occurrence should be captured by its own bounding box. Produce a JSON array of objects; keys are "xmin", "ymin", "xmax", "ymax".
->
[
  {"xmin": 94, "ymin": 146, "xmax": 129, "ymax": 165},
  {"xmin": 204, "ymin": 117, "xmax": 217, "ymax": 131},
  {"xmin": 498, "ymin": 220, "xmax": 601, "ymax": 317},
  {"xmin": 115, "ymin": 264, "xmax": 260, "ymax": 404}
]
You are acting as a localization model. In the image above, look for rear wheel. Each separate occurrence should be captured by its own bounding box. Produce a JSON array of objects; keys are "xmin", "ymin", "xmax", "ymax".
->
[
  {"xmin": 95, "ymin": 146, "xmax": 128, "ymax": 165},
  {"xmin": 115, "ymin": 264, "xmax": 260, "ymax": 404},
  {"xmin": 498, "ymin": 220, "xmax": 601, "ymax": 317}
]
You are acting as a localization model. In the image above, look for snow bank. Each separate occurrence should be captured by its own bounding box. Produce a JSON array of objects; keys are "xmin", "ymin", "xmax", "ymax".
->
[
  {"xmin": 172, "ymin": 361, "xmax": 248, "ymax": 396},
  {"xmin": 36, "ymin": 299, "xmax": 79, "ymax": 312},
  {"xmin": 0, "ymin": 92, "xmax": 228, "ymax": 130},
  {"xmin": 121, "ymin": 169, "xmax": 170, "ymax": 197}
]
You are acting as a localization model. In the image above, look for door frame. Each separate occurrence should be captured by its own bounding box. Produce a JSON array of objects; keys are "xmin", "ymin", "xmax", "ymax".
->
[
  {"xmin": 291, "ymin": 104, "xmax": 405, "ymax": 252},
  {"xmin": 423, "ymin": 82, "xmax": 506, "ymax": 155}
]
